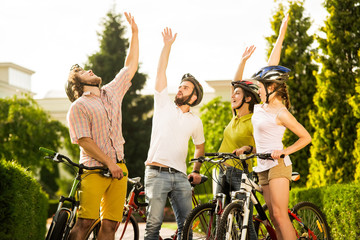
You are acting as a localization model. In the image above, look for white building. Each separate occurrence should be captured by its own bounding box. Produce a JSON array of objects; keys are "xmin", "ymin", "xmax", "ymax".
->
[{"xmin": 0, "ymin": 62, "xmax": 35, "ymax": 98}]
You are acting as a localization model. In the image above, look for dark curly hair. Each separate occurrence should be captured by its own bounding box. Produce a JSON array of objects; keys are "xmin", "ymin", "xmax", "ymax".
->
[{"xmin": 65, "ymin": 65, "xmax": 84, "ymax": 102}]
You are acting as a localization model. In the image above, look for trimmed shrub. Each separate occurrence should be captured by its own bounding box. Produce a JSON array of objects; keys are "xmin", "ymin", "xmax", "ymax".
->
[
  {"xmin": 289, "ymin": 183, "xmax": 360, "ymax": 239},
  {"xmin": 0, "ymin": 160, "xmax": 48, "ymax": 240}
]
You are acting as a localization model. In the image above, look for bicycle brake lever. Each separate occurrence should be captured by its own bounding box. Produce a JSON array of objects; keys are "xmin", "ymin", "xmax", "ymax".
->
[{"xmin": 102, "ymin": 169, "xmax": 112, "ymax": 178}]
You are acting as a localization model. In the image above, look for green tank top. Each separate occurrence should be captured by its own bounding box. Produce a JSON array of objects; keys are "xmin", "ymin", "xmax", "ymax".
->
[{"xmin": 218, "ymin": 114, "xmax": 255, "ymax": 171}]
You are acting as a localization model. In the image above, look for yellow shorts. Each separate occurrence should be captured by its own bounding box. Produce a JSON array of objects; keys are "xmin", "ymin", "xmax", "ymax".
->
[
  {"xmin": 258, "ymin": 158, "xmax": 292, "ymax": 185},
  {"xmin": 78, "ymin": 163, "xmax": 128, "ymax": 222}
]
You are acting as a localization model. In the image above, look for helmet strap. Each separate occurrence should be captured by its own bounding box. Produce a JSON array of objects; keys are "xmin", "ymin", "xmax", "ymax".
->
[
  {"xmin": 234, "ymin": 96, "xmax": 249, "ymax": 116},
  {"xmin": 265, "ymin": 84, "xmax": 282, "ymax": 103},
  {"xmin": 82, "ymin": 83, "xmax": 100, "ymax": 87},
  {"xmin": 177, "ymin": 88, "xmax": 196, "ymax": 106}
]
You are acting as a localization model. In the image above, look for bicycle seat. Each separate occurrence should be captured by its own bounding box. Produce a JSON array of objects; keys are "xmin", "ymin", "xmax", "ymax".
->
[
  {"xmin": 291, "ymin": 172, "xmax": 300, "ymax": 182},
  {"xmin": 128, "ymin": 177, "xmax": 141, "ymax": 184}
]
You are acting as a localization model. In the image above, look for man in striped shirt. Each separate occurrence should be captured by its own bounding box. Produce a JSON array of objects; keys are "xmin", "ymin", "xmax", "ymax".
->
[{"xmin": 65, "ymin": 12, "xmax": 138, "ymax": 240}]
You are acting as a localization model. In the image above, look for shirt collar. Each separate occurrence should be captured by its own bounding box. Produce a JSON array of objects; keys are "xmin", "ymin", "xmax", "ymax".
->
[{"xmin": 234, "ymin": 113, "xmax": 252, "ymax": 121}]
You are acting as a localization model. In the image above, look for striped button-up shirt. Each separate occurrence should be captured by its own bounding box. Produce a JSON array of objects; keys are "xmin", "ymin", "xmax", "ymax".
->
[{"xmin": 67, "ymin": 67, "xmax": 131, "ymax": 167}]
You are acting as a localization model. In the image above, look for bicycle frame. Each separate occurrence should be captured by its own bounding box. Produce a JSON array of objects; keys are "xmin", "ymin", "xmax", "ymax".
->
[
  {"xmin": 119, "ymin": 176, "xmax": 208, "ymax": 240},
  {"xmin": 200, "ymin": 152, "xmax": 322, "ymax": 240},
  {"xmin": 233, "ymin": 171, "xmax": 317, "ymax": 240},
  {"xmin": 41, "ymin": 147, "xmax": 111, "ymax": 240}
]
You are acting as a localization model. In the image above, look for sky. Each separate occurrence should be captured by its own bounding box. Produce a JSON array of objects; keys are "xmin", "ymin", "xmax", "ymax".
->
[{"xmin": 1, "ymin": 0, "xmax": 327, "ymax": 98}]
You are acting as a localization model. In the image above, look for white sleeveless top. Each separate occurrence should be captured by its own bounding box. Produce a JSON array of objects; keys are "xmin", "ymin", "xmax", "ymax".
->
[{"xmin": 251, "ymin": 104, "xmax": 292, "ymax": 172}]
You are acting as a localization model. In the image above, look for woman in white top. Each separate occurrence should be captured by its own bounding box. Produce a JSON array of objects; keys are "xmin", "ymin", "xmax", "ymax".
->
[
  {"xmin": 252, "ymin": 50, "xmax": 313, "ymax": 240},
  {"xmin": 239, "ymin": 14, "xmax": 312, "ymax": 240}
]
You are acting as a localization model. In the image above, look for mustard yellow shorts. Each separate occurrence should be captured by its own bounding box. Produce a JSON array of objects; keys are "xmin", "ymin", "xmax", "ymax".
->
[
  {"xmin": 78, "ymin": 163, "xmax": 128, "ymax": 222},
  {"xmin": 257, "ymin": 159, "xmax": 292, "ymax": 186}
]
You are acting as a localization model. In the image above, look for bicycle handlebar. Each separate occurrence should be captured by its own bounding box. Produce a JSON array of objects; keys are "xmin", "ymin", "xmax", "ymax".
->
[
  {"xmin": 192, "ymin": 152, "xmax": 285, "ymax": 164},
  {"xmin": 39, "ymin": 147, "xmax": 127, "ymax": 176}
]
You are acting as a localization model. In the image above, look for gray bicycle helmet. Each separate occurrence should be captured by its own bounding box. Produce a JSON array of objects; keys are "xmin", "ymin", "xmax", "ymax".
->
[{"xmin": 180, "ymin": 73, "xmax": 203, "ymax": 107}]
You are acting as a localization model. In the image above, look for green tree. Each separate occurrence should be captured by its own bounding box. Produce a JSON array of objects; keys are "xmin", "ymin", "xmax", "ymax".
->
[
  {"xmin": 85, "ymin": 10, "xmax": 153, "ymax": 179},
  {"xmin": 266, "ymin": 1, "xmax": 318, "ymax": 185},
  {"xmin": 349, "ymin": 50, "xmax": 360, "ymax": 183},
  {"xmin": 308, "ymin": 0, "xmax": 360, "ymax": 187},
  {"xmin": 0, "ymin": 95, "xmax": 76, "ymax": 197},
  {"xmin": 187, "ymin": 97, "xmax": 232, "ymax": 193}
]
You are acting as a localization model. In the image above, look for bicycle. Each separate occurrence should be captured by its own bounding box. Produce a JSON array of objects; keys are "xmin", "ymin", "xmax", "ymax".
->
[
  {"xmin": 181, "ymin": 155, "xmax": 234, "ymax": 240},
  {"xmin": 40, "ymin": 147, "xmax": 123, "ymax": 240},
  {"xmin": 88, "ymin": 173, "xmax": 209, "ymax": 240},
  {"xmin": 201, "ymin": 152, "xmax": 331, "ymax": 240}
]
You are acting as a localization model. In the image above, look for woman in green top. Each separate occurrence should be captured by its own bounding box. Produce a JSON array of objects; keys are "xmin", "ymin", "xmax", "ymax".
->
[
  {"xmin": 215, "ymin": 45, "xmax": 259, "ymax": 197},
  {"xmin": 214, "ymin": 45, "xmax": 260, "ymax": 240}
]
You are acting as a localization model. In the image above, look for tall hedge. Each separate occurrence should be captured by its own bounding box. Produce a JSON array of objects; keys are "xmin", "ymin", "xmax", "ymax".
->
[
  {"xmin": 308, "ymin": 0, "xmax": 360, "ymax": 186},
  {"xmin": 0, "ymin": 160, "xmax": 48, "ymax": 240},
  {"xmin": 349, "ymin": 50, "xmax": 360, "ymax": 182}
]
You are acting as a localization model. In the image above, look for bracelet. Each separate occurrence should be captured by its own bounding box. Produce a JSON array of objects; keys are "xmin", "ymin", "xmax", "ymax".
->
[{"xmin": 192, "ymin": 170, "xmax": 200, "ymax": 174}]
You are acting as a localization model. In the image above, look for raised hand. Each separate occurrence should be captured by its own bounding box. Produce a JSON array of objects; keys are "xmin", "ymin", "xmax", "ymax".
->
[
  {"xmin": 124, "ymin": 12, "xmax": 138, "ymax": 34},
  {"xmin": 267, "ymin": 12, "xmax": 290, "ymax": 66},
  {"xmin": 241, "ymin": 45, "xmax": 256, "ymax": 63},
  {"xmin": 279, "ymin": 13, "xmax": 289, "ymax": 37},
  {"xmin": 162, "ymin": 27, "xmax": 177, "ymax": 46}
]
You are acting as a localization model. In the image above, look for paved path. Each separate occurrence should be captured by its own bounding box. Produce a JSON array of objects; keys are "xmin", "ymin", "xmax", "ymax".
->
[
  {"xmin": 115, "ymin": 221, "xmax": 177, "ymax": 240},
  {"xmin": 137, "ymin": 222, "xmax": 177, "ymax": 239},
  {"xmin": 47, "ymin": 218, "xmax": 177, "ymax": 239}
]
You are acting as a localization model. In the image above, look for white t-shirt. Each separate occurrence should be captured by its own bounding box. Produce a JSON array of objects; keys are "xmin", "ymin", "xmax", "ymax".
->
[
  {"xmin": 252, "ymin": 104, "xmax": 292, "ymax": 172},
  {"xmin": 145, "ymin": 87, "xmax": 205, "ymax": 174}
]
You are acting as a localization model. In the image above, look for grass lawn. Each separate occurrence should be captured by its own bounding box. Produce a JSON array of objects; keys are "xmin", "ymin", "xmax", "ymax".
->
[{"xmin": 161, "ymin": 222, "xmax": 178, "ymax": 230}]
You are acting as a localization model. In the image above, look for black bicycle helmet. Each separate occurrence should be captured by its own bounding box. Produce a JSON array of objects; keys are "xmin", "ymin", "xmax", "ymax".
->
[
  {"xmin": 251, "ymin": 65, "xmax": 290, "ymax": 103},
  {"xmin": 180, "ymin": 73, "xmax": 203, "ymax": 107},
  {"xmin": 231, "ymin": 80, "xmax": 261, "ymax": 104}
]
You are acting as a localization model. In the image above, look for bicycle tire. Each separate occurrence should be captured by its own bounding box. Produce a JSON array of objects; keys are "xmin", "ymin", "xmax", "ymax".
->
[
  {"xmin": 116, "ymin": 213, "xmax": 139, "ymax": 240},
  {"xmin": 85, "ymin": 219, "xmax": 101, "ymax": 240},
  {"xmin": 217, "ymin": 202, "xmax": 245, "ymax": 240},
  {"xmin": 85, "ymin": 213, "xmax": 139, "ymax": 240},
  {"xmin": 181, "ymin": 202, "xmax": 218, "ymax": 240},
  {"xmin": 45, "ymin": 209, "xmax": 70, "ymax": 240},
  {"xmin": 291, "ymin": 201, "xmax": 331, "ymax": 240}
]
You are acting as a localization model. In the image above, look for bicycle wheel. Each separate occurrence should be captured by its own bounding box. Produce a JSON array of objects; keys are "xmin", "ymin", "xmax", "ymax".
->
[
  {"xmin": 217, "ymin": 202, "xmax": 245, "ymax": 240},
  {"xmin": 85, "ymin": 213, "xmax": 139, "ymax": 240},
  {"xmin": 85, "ymin": 219, "xmax": 101, "ymax": 240},
  {"xmin": 291, "ymin": 201, "xmax": 331, "ymax": 240},
  {"xmin": 253, "ymin": 204, "xmax": 271, "ymax": 240},
  {"xmin": 45, "ymin": 209, "xmax": 70, "ymax": 240},
  {"xmin": 181, "ymin": 202, "xmax": 218, "ymax": 240},
  {"xmin": 115, "ymin": 213, "xmax": 139, "ymax": 240}
]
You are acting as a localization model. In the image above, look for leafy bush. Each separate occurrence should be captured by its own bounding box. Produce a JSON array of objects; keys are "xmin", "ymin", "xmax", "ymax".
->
[
  {"xmin": 0, "ymin": 160, "xmax": 48, "ymax": 240},
  {"xmin": 289, "ymin": 183, "xmax": 360, "ymax": 239}
]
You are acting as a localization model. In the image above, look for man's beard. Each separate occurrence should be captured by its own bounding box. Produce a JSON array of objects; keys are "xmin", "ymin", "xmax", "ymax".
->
[
  {"xmin": 89, "ymin": 76, "xmax": 102, "ymax": 86},
  {"xmin": 174, "ymin": 93, "xmax": 190, "ymax": 106},
  {"xmin": 82, "ymin": 76, "xmax": 102, "ymax": 87}
]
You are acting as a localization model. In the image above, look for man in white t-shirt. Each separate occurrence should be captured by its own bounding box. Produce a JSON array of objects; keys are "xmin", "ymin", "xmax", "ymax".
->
[{"xmin": 144, "ymin": 27, "xmax": 205, "ymax": 240}]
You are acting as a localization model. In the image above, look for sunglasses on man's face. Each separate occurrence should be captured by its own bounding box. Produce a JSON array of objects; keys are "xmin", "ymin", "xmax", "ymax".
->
[{"xmin": 70, "ymin": 64, "xmax": 83, "ymax": 71}]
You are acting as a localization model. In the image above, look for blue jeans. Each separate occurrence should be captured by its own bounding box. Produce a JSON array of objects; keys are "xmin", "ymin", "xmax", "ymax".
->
[
  {"xmin": 216, "ymin": 166, "xmax": 257, "ymax": 240},
  {"xmin": 144, "ymin": 168, "xmax": 192, "ymax": 240}
]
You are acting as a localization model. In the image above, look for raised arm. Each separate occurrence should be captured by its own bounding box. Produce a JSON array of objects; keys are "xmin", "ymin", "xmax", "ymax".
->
[
  {"xmin": 155, "ymin": 27, "xmax": 177, "ymax": 92},
  {"xmin": 233, "ymin": 45, "xmax": 256, "ymax": 81},
  {"xmin": 124, "ymin": 12, "xmax": 139, "ymax": 80},
  {"xmin": 267, "ymin": 13, "xmax": 289, "ymax": 66}
]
